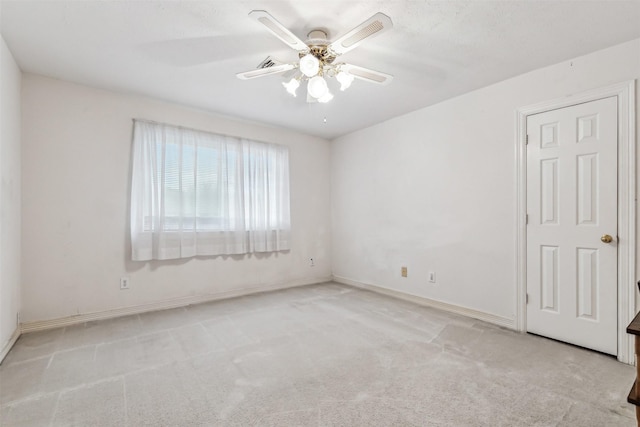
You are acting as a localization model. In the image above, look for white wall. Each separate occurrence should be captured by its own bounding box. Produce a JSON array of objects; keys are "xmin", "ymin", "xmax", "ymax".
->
[
  {"xmin": 21, "ymin": 75, "xmax": 331, "ymax": 323},
  {"xmin": 0, "ymin": 35, "xmax": 22, "ymax": 350},
  {"xmin": 332, "ymin": 39, "xmax": 640, "ymax": 322}
]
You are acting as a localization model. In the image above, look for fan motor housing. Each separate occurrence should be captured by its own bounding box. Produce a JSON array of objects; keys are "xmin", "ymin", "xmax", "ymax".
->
[{"xmin": 301, "ymin": 29, "xmax": 336, "ymax": 64}]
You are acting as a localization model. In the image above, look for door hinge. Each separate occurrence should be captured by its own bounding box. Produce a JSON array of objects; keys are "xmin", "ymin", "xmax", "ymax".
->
[
  {"xmin": 526, "ymin": 135, "xmax": 529, "ymax": 145},
  {"xmin": 526, "ymin": 293, "xmax": 529, "ymax": 304},
  {"xmin": 526, "ymin": 214, "xmax": 529, "ymax": 225}
]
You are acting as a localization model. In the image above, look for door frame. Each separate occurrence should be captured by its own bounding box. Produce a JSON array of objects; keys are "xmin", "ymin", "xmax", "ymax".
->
[{"xmin": 515, "ymin": 80, "xmax": 636, "ymax": 364}]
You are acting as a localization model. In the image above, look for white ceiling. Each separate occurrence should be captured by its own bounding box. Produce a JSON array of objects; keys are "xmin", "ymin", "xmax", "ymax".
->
[{"xmin": 2, "ymin": 1, "xmax": 640, "ymax": 139}]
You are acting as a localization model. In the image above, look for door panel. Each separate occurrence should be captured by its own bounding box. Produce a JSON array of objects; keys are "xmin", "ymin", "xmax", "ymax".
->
[{"xmin": 526, "ymin": 96, "xmax": 617, "ymax": 355}]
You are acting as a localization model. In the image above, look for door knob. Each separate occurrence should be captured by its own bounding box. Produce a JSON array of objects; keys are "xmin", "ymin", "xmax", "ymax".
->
[{"xmin": 601, "ymin": 234, "xmax": 613, "ymax": 243}]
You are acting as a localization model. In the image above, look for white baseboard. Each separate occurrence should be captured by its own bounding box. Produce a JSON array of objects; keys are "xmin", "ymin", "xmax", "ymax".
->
[
  {"xmin": 18, "ymin": 276, "xmax": 514, "ymax": 337},
  {"xmin": 333, "ymin": 275, "xmax": 516, "ymax": 330},
  {"xmin": 0, "ymin": 326, "xmax": 21, "ymax": 364},
  {"xmin": 21, "ymin": 277, "xmax": 332, "ymax": 334}
]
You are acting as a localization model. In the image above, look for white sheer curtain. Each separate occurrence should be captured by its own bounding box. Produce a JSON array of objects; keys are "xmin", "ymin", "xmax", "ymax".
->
[{"xmin": 130, "ymin": 120, "xmax": 290, "ymax": 261}]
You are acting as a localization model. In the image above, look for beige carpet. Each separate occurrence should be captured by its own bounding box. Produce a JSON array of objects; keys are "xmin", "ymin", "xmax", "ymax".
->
[{"xmin": 0, "ymin": 282, "xmax": 635, "ymax": 426}]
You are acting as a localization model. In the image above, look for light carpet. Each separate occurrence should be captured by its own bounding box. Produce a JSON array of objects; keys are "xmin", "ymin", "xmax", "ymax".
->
[{"xmin": 0, "ymin": 282, "xmax": 634, "ymax": 426}]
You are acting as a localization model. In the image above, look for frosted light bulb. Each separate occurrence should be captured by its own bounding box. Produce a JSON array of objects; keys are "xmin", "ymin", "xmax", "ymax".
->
[
  {"xmin": 318, "ymin": 92, "xmax": 334, "ymax": 103},
  {"xmin": 336, "ymin": 71, "xmax": 354, "ymax": 91},
  {"xmin": 307, "ymin": 76, "xmax": 328, "ymax": 99},
  {"xmin": 299, "ymin": 54, "xmax": 320, "ymax": 77},
  {"xmin": 282, "ymin": 78, "xmax": 300, "ymax": 97}
]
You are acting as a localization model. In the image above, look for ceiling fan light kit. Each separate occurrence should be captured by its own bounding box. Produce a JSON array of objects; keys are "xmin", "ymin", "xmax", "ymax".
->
[
  {"xmin": 237, "ymin": 10, "xmax": 394, "ymax": 103},
  {"xmin": 317, "ymin": 92, "xmax": 334, "ymax": 103},
  {"xmin": 282, "ymin": 77, "xmax": 300, "ymax": 97},
  {"xmin": 299, "ymin": 53, "xmax": 320, "ymax": 77},
  {"xmin": 336, "ymin": 70, "xmax": 355, "ymax": 91}
]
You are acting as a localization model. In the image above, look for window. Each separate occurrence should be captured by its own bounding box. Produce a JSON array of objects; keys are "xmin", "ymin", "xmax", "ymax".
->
[{"xmin": 130, "ymin": 120, "xmax": 290, "ymax": 261}]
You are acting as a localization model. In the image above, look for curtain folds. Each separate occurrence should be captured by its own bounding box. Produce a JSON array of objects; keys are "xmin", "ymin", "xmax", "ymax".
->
[{"xmin": 130, "ymin": 120, "xmax": 290, "ymax": 261}]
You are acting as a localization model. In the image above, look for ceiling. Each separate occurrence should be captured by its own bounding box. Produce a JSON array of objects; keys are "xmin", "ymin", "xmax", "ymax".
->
[{"xmin": 2, "ymin": 1, "xmax": 640, "ymax": 140}]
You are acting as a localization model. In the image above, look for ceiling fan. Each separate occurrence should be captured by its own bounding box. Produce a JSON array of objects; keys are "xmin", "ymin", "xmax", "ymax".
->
[{"xmin": 237, "ymin": 10, "xmax": 393, "ymax": 103}]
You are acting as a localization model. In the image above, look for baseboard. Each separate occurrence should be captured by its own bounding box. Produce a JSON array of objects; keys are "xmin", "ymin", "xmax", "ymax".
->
[
  {"xmin": 21, "ymin": 277, "xmax": 332, "ymax": 334},
  {"xmin": 0, "ymin": 326, "xmax": 21, "ymax": 364},
  {"xmin": 18, "ymin": 275, "xmax": 514, "ymax": 335},
  {"xmin": 333, "ymin": 275, "xmax": 516, "ymax": 330}
]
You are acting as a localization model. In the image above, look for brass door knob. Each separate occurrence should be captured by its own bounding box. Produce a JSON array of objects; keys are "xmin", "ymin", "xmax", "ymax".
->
[{"xmin": 601, "ymin": 234, "xmax": 613, "ymax": 243}]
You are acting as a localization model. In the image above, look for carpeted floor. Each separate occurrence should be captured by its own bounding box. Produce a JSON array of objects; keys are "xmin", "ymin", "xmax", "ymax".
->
[{"xmin": 0, "ymin": 282, "xmax": 635, "ymax": 426}]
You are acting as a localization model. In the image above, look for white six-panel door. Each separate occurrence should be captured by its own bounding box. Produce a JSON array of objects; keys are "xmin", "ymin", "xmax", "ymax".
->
[{"xmin": 526, "ymin": 96, "xmax": 618, "ymax": 355}]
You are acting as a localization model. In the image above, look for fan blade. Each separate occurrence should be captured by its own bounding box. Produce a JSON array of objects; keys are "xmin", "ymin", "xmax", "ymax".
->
[
  {"xmin": 249, "ymin": 10, "xmax": 309, "ymax": 52},
  {"xmin": 236, "ymin": 63, "xmax": 295, "ymax": 80},
  {"xmin": 328, "ymin": 12, "xmax": 392, "ymax": 56},
  {"xmin": 341, "ymin": 64, "xmax": 393, "ymax": 85}
]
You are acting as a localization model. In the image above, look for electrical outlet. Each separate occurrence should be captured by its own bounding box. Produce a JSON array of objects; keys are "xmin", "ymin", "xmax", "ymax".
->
[
  {"xmin": 120, "ymin": 277, "xmax": 130, "ymax": 290},
  {"xmin": 428, "ymin": 272, "xmax": 436, "ymax": 283},
  {"xmin": 401, "ymin": 266, "xmax": 408, "ymax": 277}
]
